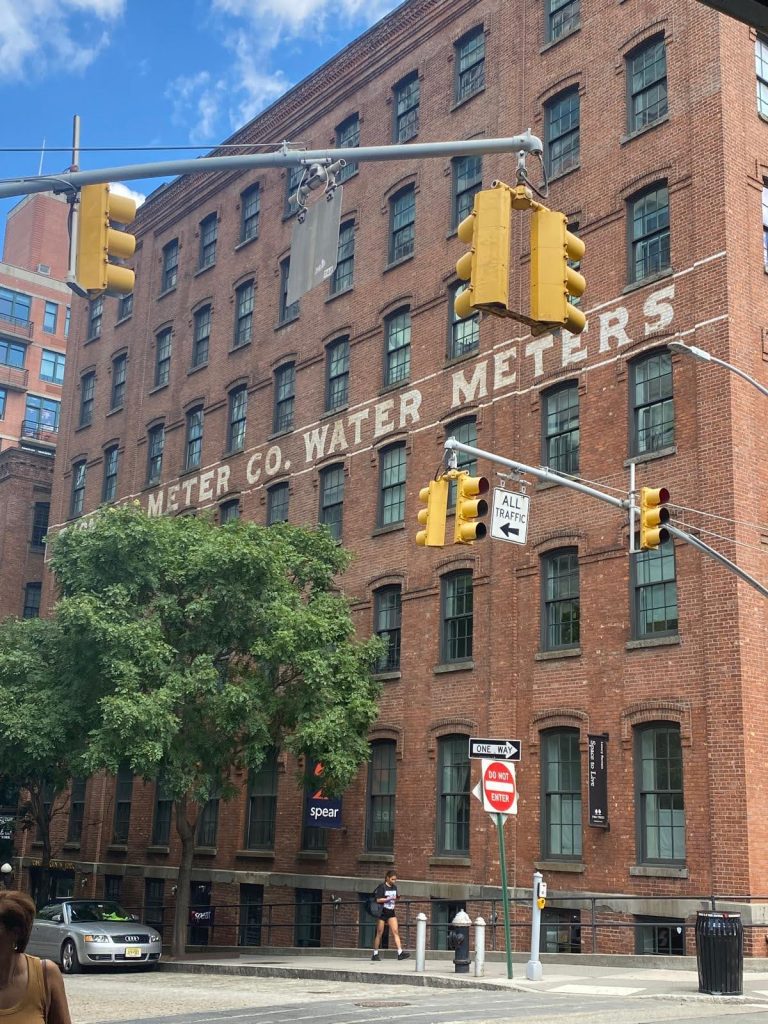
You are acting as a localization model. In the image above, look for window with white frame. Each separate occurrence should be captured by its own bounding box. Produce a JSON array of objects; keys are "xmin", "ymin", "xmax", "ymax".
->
[{"xmin": 40, "ymin": 349, "xmax": 65, "ymax": 384}]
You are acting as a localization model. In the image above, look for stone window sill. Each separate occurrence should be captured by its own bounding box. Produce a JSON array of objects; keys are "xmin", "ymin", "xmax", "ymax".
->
[
  {"xmin": 358, "ymin": 852, "xmax": 395, "ymax": 864},
  {"xmin": 626, "ymin": 635, "xmax": 680, "ymax": 651},
  {"xmin": 630, "ymin": 864, "xmax": 688, "ymax": 879},
  {"xmin": 434, "ymin": 661, "xmax": 474, "ymax": 674},
  {"xmin": 146, "ymin": 845, "xmax": 169, "ymax": 855},
  {"xmin": 235, "ymin": 848, "xmax": 275, "ymax": 859},
  {"xmin": 535, "ymin": 647, "xmax": 581, "ymax": 661},
  {"xmin": 429, "ymin": 856, "xmax": 471, "ymax": 867},
  {"xmin": 534, "ymin": 860, "xmax": 585, "ymax": 873}
]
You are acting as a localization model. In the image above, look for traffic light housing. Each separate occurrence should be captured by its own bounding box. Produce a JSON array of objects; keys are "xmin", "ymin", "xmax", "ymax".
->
[
  {"xmin": 639, "ymin": 487, "xmax": 670, "ymax": 550},
  {"xmin": 454, "ymin": 186, "xmax": 512, "ymax": 319},
  {"xmin": 76, "ymin": 183, "xmax": 137, "ymax": 296},
  {"xmin": 416, "ymin": 476, "xmax": 449, "ymax": 547},
  {"xmin": 530, "ymin": 207, "xmax": 586, "ymax": 334},
  {"xmin": 454, "ymin": 472, "xmax": 490, "ymax": 544}
]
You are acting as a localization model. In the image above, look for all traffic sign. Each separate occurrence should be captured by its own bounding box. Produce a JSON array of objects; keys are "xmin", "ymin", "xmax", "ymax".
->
[
  {"xmin": 480, "ymin": 759, "xmax": 518, "ymax": 815},
  {"xmin": 490, "ymin": 489, "xmax": 529, "ymax": 545}
]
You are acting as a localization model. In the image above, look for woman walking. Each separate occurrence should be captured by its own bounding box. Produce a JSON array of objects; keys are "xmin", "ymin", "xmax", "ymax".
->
[{"xmin": 371, "ymin": 870, "xmax": 410, "ymax": 962}]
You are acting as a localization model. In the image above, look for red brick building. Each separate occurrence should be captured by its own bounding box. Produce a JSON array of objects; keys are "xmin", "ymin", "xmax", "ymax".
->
[
  {"xmin": 33, "ymin": 0, "xmax": 768, "ymax": 955},
  {"xmin": 0, "ymin": 192, "xmax": 70, "ymax": 622}
]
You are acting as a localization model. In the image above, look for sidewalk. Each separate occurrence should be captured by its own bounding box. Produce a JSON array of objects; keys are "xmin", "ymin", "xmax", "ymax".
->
[{"xmin": 157, "ymin": 949, "xmax": 768, "ymax": 1004}]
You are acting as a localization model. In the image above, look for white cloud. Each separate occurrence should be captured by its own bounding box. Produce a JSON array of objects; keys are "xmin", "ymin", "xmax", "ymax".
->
[
  {"xmin": 0, "ymin": 0, "xmax": 124, "ymax": 81},
  {"xmin": 167, "ymin": 0, "xmax": 398, "ymax": 143},
  {"xmin": 110, "ymin": 181, "xmax": 146, "ymax": 209}
]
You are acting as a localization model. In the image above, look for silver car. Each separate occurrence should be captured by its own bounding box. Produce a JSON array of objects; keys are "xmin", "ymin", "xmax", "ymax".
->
[{"xmin": 29, "ymin": 899, "xmax": 162, "ymax": 974}]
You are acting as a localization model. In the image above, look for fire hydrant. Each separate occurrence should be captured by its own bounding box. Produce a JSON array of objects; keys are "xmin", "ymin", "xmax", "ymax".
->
[{"xmin": 446, "ymin": 910, "xmax": 472, "ymax": 973}]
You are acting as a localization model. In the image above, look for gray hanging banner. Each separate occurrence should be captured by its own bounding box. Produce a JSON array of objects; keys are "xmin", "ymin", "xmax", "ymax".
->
[{"xmin": 287, "ymin": 187, "xmax": 343, "ymax": 307}]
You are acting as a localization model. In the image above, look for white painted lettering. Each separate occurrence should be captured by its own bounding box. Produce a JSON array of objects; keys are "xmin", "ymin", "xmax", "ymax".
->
[
  {"xmin": 166, "ymin": 483, "xmax": 180, "ymax": 513},
  {"xmin": 493, "ymin": 347, "xmax": 517, "ymax": 389},
  {"xmin": 374, "ymin": 399, "xmax": 395, "ymax": 438},
  {"xmin": 181, "ymin": 478, "xmax": 196, "ymax": 506},
  {"xmin": 562, "ymin": 325, "xmax": 588, "ymax": 366},
  {"xmin": 304, "ymin": 425, "xmax": 329, "ymax": 462},
  {"xmin": 644, "ymin": 284, "xmax": 675, "ymax": 336},
  {"xmin": 598, "ymin": 306, "xmax": 631, "ymax": 352},
  {"xmin": 328, "ymin": 419, "xmax": 348, "ymax": 453},
  {"xmin": 399, "ymin": 389, "xmax": 422, "ymax": 428},
  {"xmin": 246, "ymin": 452, "xmax": 262, "ymax": 484},
  {"xmin": 452, "ymin": 362, "xmax": 487, "ymax": 407},
  {"xmin": 199, "ymin": 470, "xmax": 215, "ymax": 501},
  {"xmin": 147, "ymin": 492, "xmax": 164, "ymax": 517},
  {"xmin": 216, "ymin": 465, "xmax": 230, "ymax": 496},
  {"xmin": 525, "ymin": 334, "xmax": 555, "ymax": 377},
  {"xmin": 348, "ymin": 408, "xmax": 369, "ymax": 445},
  {"xmin": 265, "ymin": 445, "xmax": 282, "ymax": 476}
]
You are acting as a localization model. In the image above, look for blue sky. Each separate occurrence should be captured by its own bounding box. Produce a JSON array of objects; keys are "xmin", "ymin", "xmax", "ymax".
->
[{"xmin": 0, "ymin": 0, "xmax": 400, "ymax": 245}]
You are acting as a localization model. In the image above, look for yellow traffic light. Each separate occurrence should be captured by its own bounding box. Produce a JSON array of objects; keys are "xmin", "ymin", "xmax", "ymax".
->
[
  {"xmin": 454, "ymin": 471, "xmax": 489, "ymax": 544},
  {"xmin": 416, "ymin": 476, "xmax": 449, "ymax": 547},
  {"xmin": 639, "ymin": 487, "xmax": 670, "ymax": 550},
  {"xmin": 530, "ymin": 207, "xmax": 586, "ymax": 334},
  {"xmin": 76, "ymin": 183, "xmax": 137, "ymax": 296},
  {"xmin": 454, "ymin": 186, "xmax": 512, "ymax": 319}
]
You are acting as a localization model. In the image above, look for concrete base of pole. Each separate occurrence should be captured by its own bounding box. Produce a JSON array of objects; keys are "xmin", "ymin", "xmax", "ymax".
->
[{"xmin": 526, "ymin": 960, "xmax": 543, "ymax": 981}]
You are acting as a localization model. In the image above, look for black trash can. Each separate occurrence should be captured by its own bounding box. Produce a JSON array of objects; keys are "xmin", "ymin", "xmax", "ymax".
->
[{"xmin": 695, "ymin": 911, "xmax": 743, "ymax": 995}]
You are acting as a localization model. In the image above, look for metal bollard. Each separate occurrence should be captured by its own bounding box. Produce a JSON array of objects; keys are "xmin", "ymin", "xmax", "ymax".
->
[
  {"xmin": 447, "ymin": 910, "xmax": 472, "ymax": 973},
  {"xmin": 474, "ymin": 916, "xmax": 486, "ymax": 977},
  {"xmin": 526, "ymin": 870, "xmax": 544, "ymax": 981},
  {"xmin": 415, "ymin": 912, "xmax": 427, "ymax": 973}
]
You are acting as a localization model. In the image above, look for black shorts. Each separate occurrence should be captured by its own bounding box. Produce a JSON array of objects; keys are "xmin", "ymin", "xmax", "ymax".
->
[{"xmin": 381, "ymin": 908, "xmax": 396, "ymax": 922}]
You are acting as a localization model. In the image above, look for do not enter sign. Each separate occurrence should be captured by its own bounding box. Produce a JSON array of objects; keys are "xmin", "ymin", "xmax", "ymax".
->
[{"xmin": 481, "ymin": 759, "xmax": 518, "ymax": 815}]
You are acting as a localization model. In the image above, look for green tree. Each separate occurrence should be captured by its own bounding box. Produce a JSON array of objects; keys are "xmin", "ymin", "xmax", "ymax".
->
[
  {"xmin": 48, "ymin": 505, "xmax": 383, "ymax": 955},
  {"xmin": 0, "ymin": 614, "xmax": 101, "ymax": 903}
]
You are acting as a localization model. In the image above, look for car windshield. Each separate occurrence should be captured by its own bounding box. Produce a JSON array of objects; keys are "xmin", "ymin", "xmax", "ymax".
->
[{"xmin": 67, "ymin": 900, "xmax": 132, "ymax": 923}]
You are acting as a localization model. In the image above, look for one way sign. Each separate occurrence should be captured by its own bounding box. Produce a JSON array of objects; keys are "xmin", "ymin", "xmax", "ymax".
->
[
  {"xmin": 490, "ymin": 489, "xmax": 529, "ymax": 545},
  {"xmin": 469, "ymin": 737, "xmax": 522, "ymax": 761}
]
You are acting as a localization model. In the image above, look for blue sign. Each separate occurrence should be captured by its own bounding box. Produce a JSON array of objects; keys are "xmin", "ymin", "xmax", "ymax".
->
[{"xmin": 304, "ymin": 793, "xmax": 343, "ymax": 829}]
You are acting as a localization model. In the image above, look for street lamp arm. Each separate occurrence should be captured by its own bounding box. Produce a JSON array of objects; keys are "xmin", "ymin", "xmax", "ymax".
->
[{"xmin": 669, "ymin": 341, "xmax": 768, "ymax": 399}]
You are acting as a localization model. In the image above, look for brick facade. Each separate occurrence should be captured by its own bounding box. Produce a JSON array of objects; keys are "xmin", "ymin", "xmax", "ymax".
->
[
  {"xmin": 0, "ymin": 192, "xmax": 70, "ymax": 620},
  {"xmin": 35, "ymin": 0, "xmax": 768, "ymax": 954}
]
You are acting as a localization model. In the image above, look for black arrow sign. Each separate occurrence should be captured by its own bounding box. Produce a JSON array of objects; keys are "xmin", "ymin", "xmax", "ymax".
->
[{"xmin": 500, "ymin": 522, "xmax": 520, "ymax": 538}]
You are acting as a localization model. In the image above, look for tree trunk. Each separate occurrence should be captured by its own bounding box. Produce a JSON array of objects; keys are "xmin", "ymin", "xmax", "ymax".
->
[{"xmin": 171, "ymin": 795, "xmax": 196, "ymax": 958}]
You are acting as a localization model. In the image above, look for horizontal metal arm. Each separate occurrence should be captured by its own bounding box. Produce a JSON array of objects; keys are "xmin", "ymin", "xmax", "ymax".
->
[
  {"xmin": 0, "ymin": 132, "xmax": 543, "ymax": 200},
  {"xmin": 444, "ymin": 438, "xmax": 628, "ymax": 510}
]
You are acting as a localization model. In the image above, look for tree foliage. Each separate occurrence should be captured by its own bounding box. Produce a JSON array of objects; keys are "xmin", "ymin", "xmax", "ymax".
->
[{"xmin": 47, "ymin": 505, "xmax": 383, "ymax": 953}]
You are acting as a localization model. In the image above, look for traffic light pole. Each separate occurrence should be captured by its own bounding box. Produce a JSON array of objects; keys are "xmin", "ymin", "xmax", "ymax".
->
[
  {"xmin": 0, "ymin": 133, "xmax": 544, "ymax": 200},
  {"xmin": 444, "ymin": 438, "xmax": 768, "ymax": 601}
]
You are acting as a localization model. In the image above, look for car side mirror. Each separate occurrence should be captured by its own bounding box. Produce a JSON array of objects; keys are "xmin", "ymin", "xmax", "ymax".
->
[
  {"xmin": 52, "ymin": 914, "xmax": 62, "ymax": 923},
  {"xmin": 131, "ymin": 914, "xmax": 139, "ymax": 922}
]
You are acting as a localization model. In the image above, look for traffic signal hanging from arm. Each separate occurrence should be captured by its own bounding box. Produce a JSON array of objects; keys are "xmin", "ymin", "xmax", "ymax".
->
[
  {"xmin": 454, "ymin": 186, "xmax": 512, "ymax": 319},
  {"xmin": 453, "ymin": 471, "xmax": 490, "ymax": 544},
  {"xmin": 76, "ymin": 184, "xmax": 137, "ymax": 296},
  {"xmin": 416, "ymin": 476, "xmax": 450, "ymax": 547},
  {"xmin": 639, "ymin": 486, "xmax": 671, "ymax": 550},
  {"xmin": 529, "ymin": 207, "xmax": 586, "ymax": 334}
]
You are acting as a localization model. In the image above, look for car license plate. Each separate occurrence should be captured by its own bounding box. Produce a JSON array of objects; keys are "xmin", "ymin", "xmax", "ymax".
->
[{"xmin": 125, "ymin": 947, "xmax": 142, "ymax": 958}]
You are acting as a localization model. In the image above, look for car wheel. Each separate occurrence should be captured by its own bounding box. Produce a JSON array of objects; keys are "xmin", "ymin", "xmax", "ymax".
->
[{"xmin": 61, "ymin": 939, "xmax": 81, "ymax": 975}]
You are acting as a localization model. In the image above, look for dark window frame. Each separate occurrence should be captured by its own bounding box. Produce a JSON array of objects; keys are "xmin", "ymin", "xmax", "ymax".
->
[
  {"xmin": 267, "ymin": 482, "xmax": 289, "ymax": 525},
  {"xmin": 111, "ymin": 353, "xmax": 127, "ymax": 410},
  {"xmin": 336, "ymin": 114, "xmax": 360, "ymax": 181},
  {"xmin": 185, "ymin": 407, "xmax": 204, "ymax": 471},
  {"xmin": 273, "ymin": 362, "xmax": 295, "ymax": 433},
  {"xmin": 628, "ymin": 183, "xmax": 671, "ymax": 284},
  {"xmin": 547, "ymin": 0, "xmax": 580, "ymax": 43},
  {"xmin": 542, "ymin": 547, "xmax": 580, "ymax": 651},
  {"xmin": 541, "ymin": 728, "xmax": 582, "ymax": 860},
  {"xmin": 198, "ymin": 213, "xmax": 218, "ymax": 269},
  {"xmin": 543, "ymin": 382, "xmax": 579, "ymax": 473},
  {"xmin": 632, "ymin": 538, "xmax": 678, "ymax": 639},
  {"xmin": 448, "ymin": 284, "xmax": 480, "ymax": 360},
  {"xmin": 319, "ymin": 464, "xmax": 344, "ymax": 541},
  {"xmin": 366, "ymin": 740, "xmax": 396, "ymax": 852},
  {"xmin": 192, "ymin": 305, "xmax": 211, "ymax": 367},
  {"xmin": 234, "ymin": 280, "xmax": 255, "ymax": 348},
  {"xmin": 102, "ymin": 445, "xmax": 119, "ymax": 503},
  {"xmin": 154, "ymin": 328, "xmax": 172, "ymax": 388},
  {"xmin": 394, "ymin": 72, "xmax": 420, "ymax": 142},
  {"xmin": 22, "ymin": 582, "xmax": 42, "ymax": 619},
  {"xmin": 436, "ymin": 734, "xmax": 470, "ymax": 855},
  {"xmin": 630, "ymin": 348, "xmax": 674, "ymax": 455},
  {"xmin": 146, "ymin": 424, "xmax": 165, "ymax": 486},
  {"xmin": 635, "ymin": 721, "xmax": 686, "ymax": 864},
  {"xmin": 245, "ymin": 750, "xmax": 278, "ymax": 850},
  {"xmin": 384, "ymin": 307, "xmax": 411, "ymax": 386},
  {"xmin": 627, "ymin": 35, "xmax": 668, "ymax": 135},
  {"xmin": 278, "ymin": 258, "xmax": 299, "ymax": 324},
  {"xmin": 113, "ymin": 767, "xmax": 133, "ymax": 844},
  {"xmin": 545, "ymin": 88, "xmax": 580, "ymax": 178},
  {"xmin": 241, "ymin": 184, "xmax": 261, "ymax": 243},
  {"xmin": 161, "ymin": 239, "xmax": 179, "ymax": 292},
  {"xmin": 31, "ymin": 502, "xmax": 49, "ymax": 548},
  {"xmin": 378, "ymin": 442, "xmax": 406, "ymax": 527},
  {"xmin": 227, "ymin": 386, "xmax": 248, "ymax": 453},
  {"xmin": 79, "ymin": 371, "xmax": 95, "ymax": 428},
  {"xmin": 326, "ymin": 336, "xmax": 350, "ymax": 411},
  {"xmin": 389, "ymin": 186, "xmax": 416, "ymax": 264},
  {"xmin": 374, "ymin": 585, "xmax": 401, "ymax": 672},
  {"xmin": 441, "ymin": 570, "xmax": 473, "ymax": 663},
  {"xmin": 70, "ymin": 460, "xmax": 87, "ymax": 518},
  {"xmin": 452, "ymin": 155, "xmax": 482, "ymax": 230},
  {"xmin": 67, "ymin": 777, "xmax": 87, "ymax": 844},
  {"xmin": 330, "ymin": 220, "xmax": 355, "ymax": 295},
  {"xmin": 455, "ymin": 26, "xmax": 485, "ymax": 103}
]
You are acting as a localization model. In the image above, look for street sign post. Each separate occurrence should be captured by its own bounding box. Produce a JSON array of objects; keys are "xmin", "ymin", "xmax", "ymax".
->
[
  {"xmin": 469, "ymin": 737, "xmax": 521, "ymax": 761},
  {"xmin": 480, "ymin": 759, "xmax": 518, "ymax": 815},
  {"xmin": 471, "ymin": 775, "xmax": 516, "ymax": 980},
  {"xmin": 490, "ymin": 488, "xmax": 529, "ymax": 544}
]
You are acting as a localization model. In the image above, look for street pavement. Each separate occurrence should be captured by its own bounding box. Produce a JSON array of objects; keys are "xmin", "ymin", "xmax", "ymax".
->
[{"xmin": 156, "ymin": 950, "xmax": 768, "ymax": 1005}]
